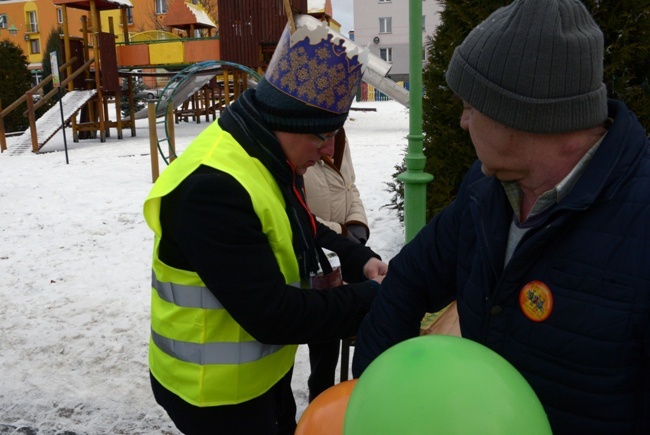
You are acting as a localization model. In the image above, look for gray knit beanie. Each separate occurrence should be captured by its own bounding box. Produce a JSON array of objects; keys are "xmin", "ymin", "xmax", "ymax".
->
[{"xmin": 445, "ymin": 0, "xmax": 608, "ymax": 133}]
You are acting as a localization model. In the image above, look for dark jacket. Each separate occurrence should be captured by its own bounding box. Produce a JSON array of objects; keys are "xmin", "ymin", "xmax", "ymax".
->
[
  {"xmin": 158, "ymin": 152, "xmax": 380, "ymax": 346},
  {"xmin": 353, "ymin": 100, "xmax": 650, "ymax": 434}
]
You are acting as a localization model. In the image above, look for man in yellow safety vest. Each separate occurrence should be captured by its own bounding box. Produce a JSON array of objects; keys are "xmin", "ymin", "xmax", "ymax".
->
[{"xmin": 143, "ymin": 15, "xmax": 387, "ymax": 435}]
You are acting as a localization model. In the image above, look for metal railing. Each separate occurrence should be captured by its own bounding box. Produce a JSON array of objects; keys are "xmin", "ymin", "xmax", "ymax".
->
[{"xmin": 0, "ymin": 56, "xmax": 94, "ymax": 153}]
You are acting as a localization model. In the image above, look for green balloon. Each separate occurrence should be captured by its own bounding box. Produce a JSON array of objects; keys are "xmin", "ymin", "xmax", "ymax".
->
[{"xmin": 344, "ymin": 336, "xmax": 552, "ymax": 434}]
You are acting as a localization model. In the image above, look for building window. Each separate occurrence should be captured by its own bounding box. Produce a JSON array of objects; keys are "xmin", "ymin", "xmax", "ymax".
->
[
  {"xmin": 31, "ymin": 69, "xmax": 43, "ymax": 86},
  {"xmin": 30, "ymin": 39, "xmax": 41, "ymax": 54},
  {"xmin": 0, "ymin": 14, "xmax": 7, "ymax": 29},
  {"xmin": 125, "ymin": 8, "xmax": 133, "ymax": 24},
  {"xmin": 27, "ymin": 11, "xmax": 38, "ymax": 33},
  {"xmin": 380, "ymin": 47, "xmax": 393, "ymax": 63},
  {"xmin": 422, "ymin": 15, "xmax": 426, "ymax": 32},
  {"xmin": 155, "ymin": 0, "xmax": 167, "ymax": 14},
  {"xmin": 378, "ymin": 0, "xmax": 391, "ymax": 3},
  {"xmin": 379, "ymin": 17, "xmax": 392, "ymax": 34},
  {"xmin": 57, "ymin": 8, "xmax": 63, "ymax": 24}
]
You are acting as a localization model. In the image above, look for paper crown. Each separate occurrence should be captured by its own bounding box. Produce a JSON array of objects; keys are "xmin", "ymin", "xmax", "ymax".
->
[{"xmin": 264, "ymin": 15, "xmax": 368, "ymax": 114}]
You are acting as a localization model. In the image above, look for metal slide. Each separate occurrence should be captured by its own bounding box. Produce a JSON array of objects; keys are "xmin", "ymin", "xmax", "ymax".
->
[
  {"xmin": 8, "ymin": 90, "xmax": 97, "ymax": 155},
  {"xmin": 147, "ymin": 49, "xmax": 406, "ymax": 164},
  {"xmin": 127, "ymin": 60, "xmax": 262, "ymax": 121},
  {"xmin": 149, "ymin": 61, "xmax": 262, "ymax": 164}
]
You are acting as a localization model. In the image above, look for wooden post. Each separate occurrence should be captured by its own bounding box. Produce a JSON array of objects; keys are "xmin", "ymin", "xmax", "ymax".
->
[
  {"xmin": 166, "ymin": 104, "xmax": 176, "ymax": 163},
  {"xmin": 232, "ymin": 70, "xmax": 240, "ymax": 101},
  {"xmin": 223, "ymin": 68, "xmax": 231, "ymax": 108},
  {"xmin": 283, "ymin": 0, "xmax": 296, "ymax": 33},
  {"xmin": 81, "ymin": 16, "xmax": 95, "ymax": 139},
  {"xmin": 82, "ymin": 16, "xmax": 91, "ymax": 86},
  {"xmin": 26, "ymin": 91, "xmax": 39, "ymax": 153},
  {"xmin": 0, "ymin": 100, "xmax": 6, "ymax": 153},
  {"xmin": 89, "ymin": 0, "xmax": 106, "ymax": 142},
  {"xmin": 120, "ymin": 8, "xmax": 130, "ymax": 44},
  {"xmin": 203, "ymin": 87, "xmax": 209, "ymax": 123},
  {"xmin": 148, "ymin": 101, "xmax": 159, "ymax": 182},
  {"xmin": 107, "ymin": 16, "xmax": 123, "ymax": 140},
  {"xmin": 61, "ymin": 5, "xmax": 73, "ymax": 93}
]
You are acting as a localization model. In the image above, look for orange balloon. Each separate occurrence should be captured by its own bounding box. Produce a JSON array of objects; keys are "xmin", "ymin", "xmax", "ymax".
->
[{"xmin": 295, "ymin": 379, "xmax": 358, "ymax": 435}]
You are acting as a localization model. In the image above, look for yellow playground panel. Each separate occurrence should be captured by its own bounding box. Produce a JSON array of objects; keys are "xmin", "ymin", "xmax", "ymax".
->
[{"xmin": 116, "ymin": 31, "xmax": 221, "ymax": 68}]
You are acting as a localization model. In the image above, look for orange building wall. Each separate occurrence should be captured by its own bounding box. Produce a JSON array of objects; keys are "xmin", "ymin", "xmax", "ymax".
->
[
  {"xmin": 0, "ymin": 0, "xmax": 85, "ymax": 69},
  {"xmin": 0, "ymin": 0, "xmax": 217, "ymax": 71}
]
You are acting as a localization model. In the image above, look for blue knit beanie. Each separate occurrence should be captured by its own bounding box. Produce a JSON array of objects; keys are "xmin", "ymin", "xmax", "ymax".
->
[{"xmin": 445, "ymin": 0, "xmax": 608, "ymax": 133}]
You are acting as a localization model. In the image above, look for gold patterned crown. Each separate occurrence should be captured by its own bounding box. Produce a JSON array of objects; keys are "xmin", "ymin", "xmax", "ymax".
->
[{"xmin": 264, "ymin": 15, "xmax": 368, "ymax": 114}]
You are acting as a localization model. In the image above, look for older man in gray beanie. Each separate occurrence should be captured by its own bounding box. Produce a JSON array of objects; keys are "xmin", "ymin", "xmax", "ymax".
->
[{"xmin": 353, "ymin": 0, "xmax": 650, "ymax": 433}]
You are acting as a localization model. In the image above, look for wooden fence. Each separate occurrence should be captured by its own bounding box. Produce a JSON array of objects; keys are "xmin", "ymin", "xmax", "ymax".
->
[{"xmin": 357, "ymin": 81, "xmax": 409, "ymax": 102}]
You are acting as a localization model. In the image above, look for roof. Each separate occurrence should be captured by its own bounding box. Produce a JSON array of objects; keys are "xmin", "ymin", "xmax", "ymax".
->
[
  {"xmin": 308, "ymin": 0, "xmax": 331, "ymax": 16},
  {"xmin": 164, "ymin": 0, "xmax": 217, "ymax": 30},
  {"xmin": 52, "ymin": 0, "xmax": 132, "ymax": 11}
]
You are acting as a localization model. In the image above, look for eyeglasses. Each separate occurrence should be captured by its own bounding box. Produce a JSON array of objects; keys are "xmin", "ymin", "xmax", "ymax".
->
[{"xmin": 313, "ymin": 130, "xmax": 339, "ymax": 149}]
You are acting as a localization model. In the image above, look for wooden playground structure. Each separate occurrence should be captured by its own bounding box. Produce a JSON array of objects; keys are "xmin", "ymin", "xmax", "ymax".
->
[
  {"xmin": 0, "ymin": 0, "xmax": 406, "ymax": 159},
  {"xmin": 0, "ymin": 0, "xmax": 255, "ymax": 155}
]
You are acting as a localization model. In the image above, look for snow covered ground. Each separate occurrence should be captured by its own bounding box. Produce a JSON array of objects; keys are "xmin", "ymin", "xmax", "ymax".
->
[{"xmin": 0, "ymin": 100, "xmax": 409, "ymax": 434}]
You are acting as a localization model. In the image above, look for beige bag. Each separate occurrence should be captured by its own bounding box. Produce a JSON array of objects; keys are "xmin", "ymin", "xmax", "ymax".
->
[{"xmin": 420, "ymin": 301, "xmax": 461, "ymax": 337}]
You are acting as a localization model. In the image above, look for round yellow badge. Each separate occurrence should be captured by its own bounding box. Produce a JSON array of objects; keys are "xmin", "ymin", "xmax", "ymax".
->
[{"xmin": 519, "ymin": 280, "xmax": 553, "ymax": 322}]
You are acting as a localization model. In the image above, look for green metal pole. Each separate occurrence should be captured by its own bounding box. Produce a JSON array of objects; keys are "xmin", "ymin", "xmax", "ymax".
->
[{"xmin": 397, "ymin": 0, "xmax": 433, "ymax": 242}]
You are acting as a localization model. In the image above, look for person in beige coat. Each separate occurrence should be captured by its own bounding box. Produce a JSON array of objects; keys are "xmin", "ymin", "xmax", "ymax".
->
[
  {"xmin": 303, "ymin": 127, "xmax": 370, "ymax": 401},
  {"xmin": 303, "ymin": 128, "xmax": 369, "ymax": 245}
]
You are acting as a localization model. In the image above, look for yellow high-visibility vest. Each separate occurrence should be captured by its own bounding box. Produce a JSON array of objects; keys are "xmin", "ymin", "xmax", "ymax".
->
[{"xmin": 143, "ymin": 122, "xmax": 300, "ymax": 406}]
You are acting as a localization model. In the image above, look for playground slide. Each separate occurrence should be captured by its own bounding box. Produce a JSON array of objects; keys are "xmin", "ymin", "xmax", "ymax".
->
[
  {"xmin": 8, "ymin": 89, "xmax": 97, "ymax": 156},
  {"xmin": 126, "ymin": 69, "xmax": 219, "ymax": 121},
  {"xmin": 127, "ymin": 50, "xmax": 408, "ymax": 125}
]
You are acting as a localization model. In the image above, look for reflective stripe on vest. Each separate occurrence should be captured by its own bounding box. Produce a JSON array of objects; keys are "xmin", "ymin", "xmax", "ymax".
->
[
  {"xmin": 153, "ymin": 271, "xmax": 302, "ymax": 310},
  {"xmin": 151, "ymin": 272, "xmax": 302, "ymax": 364},
  {"xmin": 144, "ymin": 122, "xmax": 301, "ymax": 407},
  {"xmin": 152, "ymin": 270, "xmax": 224, "ymax": 309},
  {"xmin": 151, "ymin": 329, "xmax": 284, "ymax": 365}
]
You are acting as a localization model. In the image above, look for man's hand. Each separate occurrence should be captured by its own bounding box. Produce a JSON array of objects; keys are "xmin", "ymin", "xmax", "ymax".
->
[{"xmin": 363, "ymin": 257, "xmax": 388, "ymax": 283}]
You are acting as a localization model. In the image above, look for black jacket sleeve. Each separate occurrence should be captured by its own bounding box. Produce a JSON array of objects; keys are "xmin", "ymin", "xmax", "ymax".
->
[
  {"xmin": 316, "ymin": 221, "xmax": 380, "ymax": 284},
  {"xmin": 158, "ymin": 166, "xmax": 378, "ymax": 345}
]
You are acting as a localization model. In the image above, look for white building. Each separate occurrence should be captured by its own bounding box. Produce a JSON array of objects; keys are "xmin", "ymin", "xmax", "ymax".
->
[{"xmin": 353, "ymin": 0, "xmax": 442, "ymax": 81}]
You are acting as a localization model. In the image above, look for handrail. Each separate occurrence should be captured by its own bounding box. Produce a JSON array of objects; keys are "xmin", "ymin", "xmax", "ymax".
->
[
  {"xmin": 116, "ymin": 35, "xmax": 219, "ymax": 47},
  {"xmin": 26, "ymin": 57, "xmax": 95, "ymax": 116},
  {"xmin": 0, "ymin": 56, "xmax": 96, "ymax": 154},
  {"xmin": 0, "ymin": 57, "xmax": 79, "ymax": 118}
]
